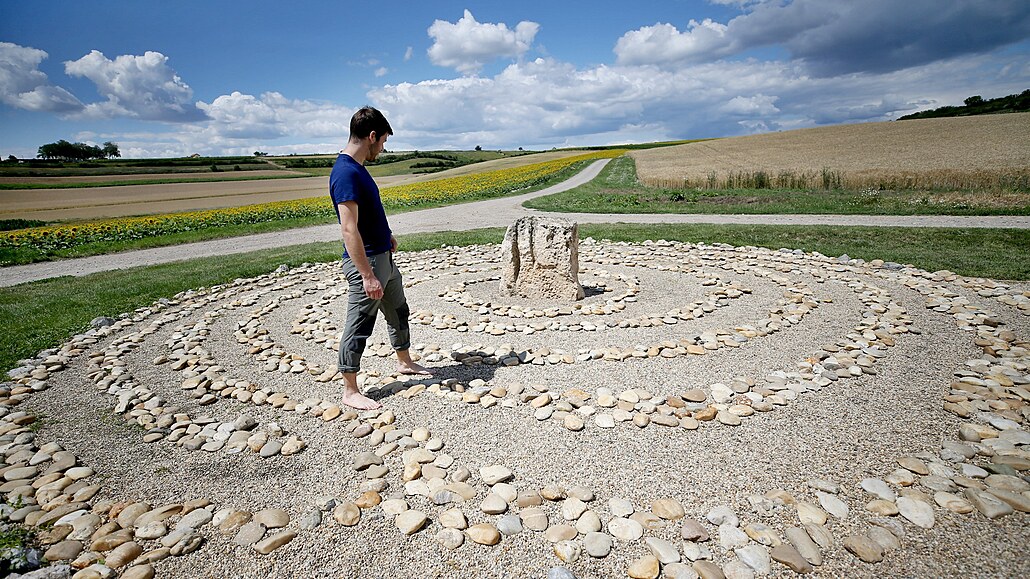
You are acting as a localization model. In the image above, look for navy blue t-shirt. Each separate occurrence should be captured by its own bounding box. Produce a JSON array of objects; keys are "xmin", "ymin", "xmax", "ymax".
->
[{"xmin": 329, "ymin": 154, "xmax": 392, "ymax": 257}]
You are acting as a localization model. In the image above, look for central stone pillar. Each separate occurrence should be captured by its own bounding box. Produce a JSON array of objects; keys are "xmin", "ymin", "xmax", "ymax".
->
[{"xmin": 498, "ymin": 216, "xmax": 584, "ymax": 301}]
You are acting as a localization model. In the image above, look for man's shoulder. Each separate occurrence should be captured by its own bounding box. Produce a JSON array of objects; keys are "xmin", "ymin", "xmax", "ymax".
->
[
  {"xmin": 330, "ymin": 155, "xmax": 377, "ymax": 203},
  {"xmin": 330, "ymin": 154, "xmax": 356, "ymax": 175},
  {"xmin": 332, "ymin": 155, "xmax": 374, "ymax": 181}
]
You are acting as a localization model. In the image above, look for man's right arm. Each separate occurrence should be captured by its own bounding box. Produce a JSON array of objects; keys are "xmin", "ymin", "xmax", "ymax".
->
[{"xmin": 338, "ymin": 201, "xmax": 384, "ymax": 300}]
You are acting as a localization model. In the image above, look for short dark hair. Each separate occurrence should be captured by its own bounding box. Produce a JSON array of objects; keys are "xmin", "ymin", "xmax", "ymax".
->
[{"xmin": 349, "ymin": 106, "xmax": 393, "ymax": 141}]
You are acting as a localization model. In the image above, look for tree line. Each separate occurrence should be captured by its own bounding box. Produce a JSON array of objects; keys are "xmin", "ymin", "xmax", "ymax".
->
[
  {"xmin": 898, "ymin": 89, "xmax": 1030, "ymax": 120},
  {"xmin": 36, "ymin": 140, "xmax": 121, "ymax": 161}
]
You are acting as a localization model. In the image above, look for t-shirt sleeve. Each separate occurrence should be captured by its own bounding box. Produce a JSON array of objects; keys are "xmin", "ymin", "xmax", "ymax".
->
[{"xmin": 330, "ymin": 168, "xmax": 361, "ymax": 205}]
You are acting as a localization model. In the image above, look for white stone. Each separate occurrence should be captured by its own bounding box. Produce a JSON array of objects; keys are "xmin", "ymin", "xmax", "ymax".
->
[
  {"xmin": 896, "ymin": 497, "xmax": 935, "ymax": 529},
  {"xmin": 608, "ymin": 517, "xmax": 643, "ymax": 541}
]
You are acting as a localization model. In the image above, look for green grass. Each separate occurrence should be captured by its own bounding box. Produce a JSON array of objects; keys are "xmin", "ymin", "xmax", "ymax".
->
[
  {"xmin": 525, "ymin": 156, "xmax": 1030, "ymax": 216},
  {"xmin": 3, "ymin": 223, "xmax": 1027, "ymax": 374},
  {"xmin": 577, "ymin": 223, "xmax": 1030, "ymax": 280},
  {"xmin": 0, "ymin": 521, "xmax": 33, "ymax": 550},
  {"xmin": 0, "ymin": 521, "xmax": 37, "ymax": 575},
  {"xmin": 0, "ymin": 173, "xmax": 308, "ymax": 190}
]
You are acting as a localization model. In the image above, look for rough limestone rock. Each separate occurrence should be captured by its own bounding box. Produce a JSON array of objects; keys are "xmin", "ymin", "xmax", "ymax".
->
[{"xmin": 499, "ymin": 216, "xmax": 584, "ymax": 301}]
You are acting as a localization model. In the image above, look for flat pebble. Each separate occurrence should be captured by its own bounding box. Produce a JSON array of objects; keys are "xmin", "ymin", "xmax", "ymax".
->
[
  {"xmin": 395, "ymin": 510, "xmax": 428, "ymax": 535},
  {"xmin": 608, "ymin": 517, "xmax": 644, "ymax": 541}
]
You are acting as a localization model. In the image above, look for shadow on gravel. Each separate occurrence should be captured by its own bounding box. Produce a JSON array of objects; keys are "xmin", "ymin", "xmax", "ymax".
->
[{"xmin": 366, "ymin": 361, "xmax": 503, "ymax": 403}]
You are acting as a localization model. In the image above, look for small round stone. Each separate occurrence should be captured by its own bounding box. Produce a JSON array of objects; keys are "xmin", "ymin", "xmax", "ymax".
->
[{"xmin": 467, "ymin": 523, "xmax": 501, "ymax": 545}]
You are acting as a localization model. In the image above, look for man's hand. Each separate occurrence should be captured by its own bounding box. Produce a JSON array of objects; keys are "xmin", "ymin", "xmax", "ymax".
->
[
  {"xmin": 390, "ymin": 235, "xmax": 398, "ymax": 252},
  {"xmin": 362, "ymin": 273, "xmax": 384, "ymax": 300}
]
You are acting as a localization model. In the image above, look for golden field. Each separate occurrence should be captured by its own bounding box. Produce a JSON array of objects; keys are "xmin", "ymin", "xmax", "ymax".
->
[{"xmin": 630, "ymin": 113, "xmax": 1030, "ymax": 191}]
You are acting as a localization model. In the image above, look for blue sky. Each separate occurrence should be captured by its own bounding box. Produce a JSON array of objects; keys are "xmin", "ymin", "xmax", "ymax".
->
[{"xmin": 2, "ymin": 0, "xmax": 1029, "ymax": 158}]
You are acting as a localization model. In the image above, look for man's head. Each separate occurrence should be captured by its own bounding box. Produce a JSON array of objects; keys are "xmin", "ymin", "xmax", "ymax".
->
[{"xmin": 349, "ymin": 106, "xmax": 392, "ymax": 161}]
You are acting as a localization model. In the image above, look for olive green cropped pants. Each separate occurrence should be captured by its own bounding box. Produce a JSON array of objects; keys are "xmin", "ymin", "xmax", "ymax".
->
[{"xmin": 338, "ymin": 251, "xmax": 410, "ymax": 373}]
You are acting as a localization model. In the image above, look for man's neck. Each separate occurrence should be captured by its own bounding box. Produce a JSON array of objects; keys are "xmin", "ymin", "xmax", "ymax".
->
[{"xmin": 342, "ymin": 142, "xmax": 368, "ymax": 165}]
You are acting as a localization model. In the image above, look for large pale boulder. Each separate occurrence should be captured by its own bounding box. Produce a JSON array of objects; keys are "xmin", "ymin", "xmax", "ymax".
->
[{"xmin": 499, "ymin": 217, "xmax": 584, "ymax": 301}]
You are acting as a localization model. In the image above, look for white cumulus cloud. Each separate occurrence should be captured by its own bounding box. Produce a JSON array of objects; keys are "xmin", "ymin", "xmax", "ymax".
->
[
  {"xmin": 370, "ymin": 47, "xmax": 1030, "ymax": 151},
  {"xmin": 427, "ymin": 9, "xmax": 540, "ymax": 74},
  {"xmin": 197, "ymin": 91, "xmax": 284, "ymax": 139},
  {"xmin": 64, "ymin": 50, "xmax": 204, "ymax": 121},
  {"xmin": 0, "ymin": 42, "xmax": 83, "ymax": 113},
  {"xmin": 615, "ymin": 20, "xmax": 732, "ymax": 66},
  {"xmin": 197, "ymin": 91, "xmax": 354, "ymax": 141}
]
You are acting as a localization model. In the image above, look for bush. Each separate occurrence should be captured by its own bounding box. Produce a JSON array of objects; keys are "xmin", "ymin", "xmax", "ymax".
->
[{"xmin": 0, "ymin": 220, "xmax": 47, "ymax": 232}]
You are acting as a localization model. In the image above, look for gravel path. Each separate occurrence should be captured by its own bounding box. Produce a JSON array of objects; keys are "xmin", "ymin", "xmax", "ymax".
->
[
  {"xmin": 2, "ymin": 159, "xmax": 1029, "ymax": 288},
  {"xmin": 4, "ymin": 240, "xmax": 1028, "ymax": 578}
]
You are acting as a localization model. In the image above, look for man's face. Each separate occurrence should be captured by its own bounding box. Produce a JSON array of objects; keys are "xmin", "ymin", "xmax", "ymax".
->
[{"xmin": 368, "ymin": 133, "xmax": 388, "ymax": 161}]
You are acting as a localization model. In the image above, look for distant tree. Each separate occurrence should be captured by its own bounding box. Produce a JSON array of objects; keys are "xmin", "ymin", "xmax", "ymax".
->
[
  {"xmin": 474, "ymin": 145, "xmax": 482, "ymax": 151},
  {"xmin": 37, "ymin": 139, "xmax": 111, "ymax": 161},
  {"xmin": 899, "ymin": 89, "xmax": 1029, "ymax": 120},
  {"xmin": 102, "ymin": 142, "xmax": 121, "ymax": 158},
  {"xmin": 518, "ymin": 147, "xmax": 524, "ymax": 151},
  {"xmin": 254, "ymin": 151, "xmax": 268, "ymax": 157},
  {"xmin": 37, "ymin": 140, "xmax": 71, "ymax": 160},
  {"xmin": 6, "ymin": 155, "xmax": 16, "ymax": 162}
]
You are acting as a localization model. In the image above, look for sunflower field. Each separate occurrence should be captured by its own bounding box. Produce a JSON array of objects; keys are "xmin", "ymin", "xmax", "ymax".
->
[{"xmin": 1, "ymin": 150, "xmax": 623, "ymax": 254}]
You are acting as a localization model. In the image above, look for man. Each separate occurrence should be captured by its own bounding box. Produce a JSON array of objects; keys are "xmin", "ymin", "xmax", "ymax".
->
[{"xmin": 330, "ymin": 106, "xmax": 430, "ymax": 410}]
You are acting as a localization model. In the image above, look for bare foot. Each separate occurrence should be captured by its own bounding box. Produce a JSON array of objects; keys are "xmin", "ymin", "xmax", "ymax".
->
[
  {"xmin": 340, "ymin": 390, "xmax": 381, "ymax": 410},
  {"xmin": 397, "ymin": 361, "xmax": 433, "ymax": 375}
]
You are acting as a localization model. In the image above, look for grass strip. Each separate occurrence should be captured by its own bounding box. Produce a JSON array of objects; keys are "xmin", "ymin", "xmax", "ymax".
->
[
  {"xmin": 525, "ymin": 156, "xmax": 1030, "ymax": 216},
  {"xmin": 577, "ymin": 223, "xmax": 1030, "ymax": 280},
  {"xmin": 2, "ymin": 223, "xmax": 1027, "ymax": 374},
  {"xmin": 0, "ymin": 173, "xmax": 308, "ymax": 190}
]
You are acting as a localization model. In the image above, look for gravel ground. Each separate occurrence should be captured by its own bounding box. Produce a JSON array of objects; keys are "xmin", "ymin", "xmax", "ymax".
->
[{"xmin": 7, "ymin": 241, "xmax": 1029, "ymax": 579}]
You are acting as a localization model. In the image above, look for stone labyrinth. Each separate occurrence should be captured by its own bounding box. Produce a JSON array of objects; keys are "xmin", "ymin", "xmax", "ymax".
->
[{"xmin": 3, "ymin": 239, "xmax": 1029, "ymax": 579}]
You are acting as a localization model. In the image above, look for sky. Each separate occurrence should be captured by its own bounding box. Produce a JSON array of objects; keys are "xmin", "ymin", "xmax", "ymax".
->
[{"xmin": 1, "ymin": 0, "xmax": 1029, "ymax": 158}]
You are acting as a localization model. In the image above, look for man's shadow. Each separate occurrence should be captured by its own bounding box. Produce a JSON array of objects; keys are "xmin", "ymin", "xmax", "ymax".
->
[{"xmin": 366, "ymin": 360, "xmax": 504, "ymax": 403}]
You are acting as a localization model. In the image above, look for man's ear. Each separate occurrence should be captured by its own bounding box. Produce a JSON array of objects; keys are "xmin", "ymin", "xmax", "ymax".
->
[{"xmin": 368, "ymin": 131, "xmax": 377, "ymax": 144}]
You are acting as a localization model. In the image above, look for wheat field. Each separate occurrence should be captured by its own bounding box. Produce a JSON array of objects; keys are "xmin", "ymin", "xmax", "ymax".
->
[{"xmin": 630, "ymin": 113, "xmax": 1030, "ymax": 191}]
